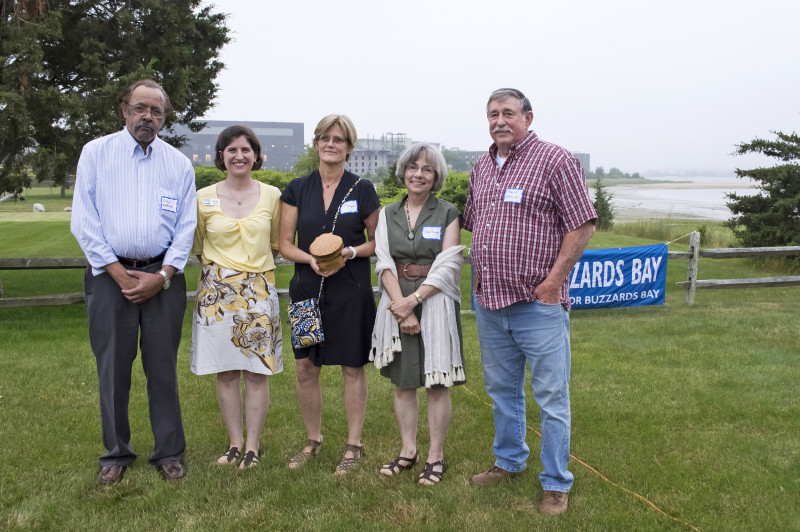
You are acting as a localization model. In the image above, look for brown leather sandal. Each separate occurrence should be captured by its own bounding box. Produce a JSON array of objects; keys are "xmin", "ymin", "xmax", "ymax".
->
[
  {"xmin": 379, "ymin": 452, "xmax": 418, "ymax": 476},
  {"xmin": 418, "ymin": 459, "xmax": 447, "ymax": 485},
  {"xmin": 334, "ymin": 443, "xmax": 363, "ymax": 475},
  {"xmin": 288, "ymin": 438, "xmax": 322, "ymax": 469}
]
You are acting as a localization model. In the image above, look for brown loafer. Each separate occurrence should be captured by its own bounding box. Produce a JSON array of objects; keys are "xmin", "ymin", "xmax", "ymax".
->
[
  {"xmin": 157, "ymin": 460, "xmax": 186, "ymax": 480},
  {"xmin": 469, "ymin": 465, "xmax": 517, "ymax": 487},
  {"xmin": 539, "ymin": 490, "xmax": 569, "ymax": 515},
  {"xmin": 99, "ymin": 464, "xmax": 127, "ymax": 485}
]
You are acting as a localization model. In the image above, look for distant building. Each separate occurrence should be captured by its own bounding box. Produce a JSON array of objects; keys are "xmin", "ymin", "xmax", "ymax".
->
[
  {"xmin": 169, "ymin": 120, "xmax": 304, "ymax": 172},
  {"xmin": 346, "ymin": 149, "xmax": 395, "ymax": 176},
  {"xmin": 573, "ymin": 152, "xmax": 590, "ymax": 175},
  {"xmin": 345, "ymin": 133, "xmax": 411, "ymax": 175}
]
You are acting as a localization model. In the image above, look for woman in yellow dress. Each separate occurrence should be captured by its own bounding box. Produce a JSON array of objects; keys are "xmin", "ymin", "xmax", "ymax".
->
[{"xmin": 191, "ymin": 125, "xmax": 283, "ymax": 469}]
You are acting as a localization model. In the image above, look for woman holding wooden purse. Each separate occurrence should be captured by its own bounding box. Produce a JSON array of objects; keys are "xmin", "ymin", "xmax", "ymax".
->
[{"xmin": 279, "ymin": 114, "xmax": 380, "ymax": 474}]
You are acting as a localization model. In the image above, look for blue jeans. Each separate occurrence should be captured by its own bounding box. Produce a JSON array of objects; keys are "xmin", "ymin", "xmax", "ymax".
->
[{"xmin": 473, "ymin": 294, "xmax": 574, "ymax": 493}]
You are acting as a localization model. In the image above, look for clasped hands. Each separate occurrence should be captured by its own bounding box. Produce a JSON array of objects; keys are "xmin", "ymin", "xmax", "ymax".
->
[
  {"xmin": 388, "ymin": 295, "xmax": 420, "ymax": 335},
  {"xmin": 118, "ymin": 270, "xmax": 164, "ymax": 304}
]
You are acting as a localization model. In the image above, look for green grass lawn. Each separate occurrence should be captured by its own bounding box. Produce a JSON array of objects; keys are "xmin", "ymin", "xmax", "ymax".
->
[
  {"xmin": 1, "ymin": 220, "xmax": 799, "ymax": 531},
  {"xmin": 0, "ymin": 187, "xmax": 75, "ymax": 222}
]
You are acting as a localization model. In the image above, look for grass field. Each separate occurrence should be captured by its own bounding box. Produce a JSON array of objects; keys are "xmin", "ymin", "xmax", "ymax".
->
[
  {"xmin": 1, "ymin": 210, "xmax": 799, "ymax": 531},
  {"xmin": 0, "ymin": 187, "xmax": 74, "ymax": 222}
]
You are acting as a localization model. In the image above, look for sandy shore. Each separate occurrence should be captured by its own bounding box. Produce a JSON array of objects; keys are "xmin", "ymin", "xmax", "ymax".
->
[{"xmin": 608, "ymin": 179, "xmax": 755, "ymax": 221}]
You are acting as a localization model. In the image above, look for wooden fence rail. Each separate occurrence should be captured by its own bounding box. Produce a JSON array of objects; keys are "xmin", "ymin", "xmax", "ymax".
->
[
  {"xmin": 672, "ymin": 232, "xmax": 800, "ymax": 305},
  {"xmin": 0, "ymin": 256, "xmax": 401, "ymax": 308},
  {"xmin": 2, "ymin": 237, "xmax": 799, "ymax": 308}
]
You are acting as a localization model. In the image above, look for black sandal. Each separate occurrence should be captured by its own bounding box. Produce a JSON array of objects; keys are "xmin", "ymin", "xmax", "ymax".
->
[
  {"xmin": 239, "ymin": 450, "xmax": 260, "ymax": 469},
  {"xmin": 217, "ymin": 446, "xmax": 240, "ymax": 465},
  {"xmin": 418, "ymin": 459, "xmax": 447, "ymax": 485},
  {"xmin": 380, "ymin": 452, "xmax": 418, "ymax": 477}
]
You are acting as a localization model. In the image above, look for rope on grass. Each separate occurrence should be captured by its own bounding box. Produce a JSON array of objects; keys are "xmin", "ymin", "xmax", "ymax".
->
[
  {"xmin": 665, "ymin": 231, "xmax": 696, "ymax": 245},
  {"xmin": 461, "ymin": 384, "xmax": 701, "ymax": 532}
]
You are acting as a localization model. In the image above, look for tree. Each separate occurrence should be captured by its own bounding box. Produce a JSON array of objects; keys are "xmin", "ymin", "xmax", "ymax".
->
[
  {"xmin": 0, "ymin": 0, "xmax": 230, "ymax": 196},
  {"xmin": 593, "ymin": 166, "xmax": 605, "ymax": 179},
  {"xmin": 437, "ymin": 171, "xmax": 469, "ymax": 214},
  {"xmin": 592, "ymin": 178, "xmax": 615, "ymax": 231},
  {"xmin": 442, "ymin": 150, "xmax": 471, "ymax": 173},
  {"xmin": 378, "ymin": 162, "xmax": 403, "ymax": 201},
  {"xmin": 292, "ymin": 145, "xmax": 319, "ymax": 176},
  {"xmin": 726, "ymin": 130, "xmax": 800, "ymax": 246}
]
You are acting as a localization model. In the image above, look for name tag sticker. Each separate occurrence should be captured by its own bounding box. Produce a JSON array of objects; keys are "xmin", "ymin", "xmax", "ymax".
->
[
  {"xmin": 340, "ymin": 200, "xmax": 358, "ymax": 214},
  {"xmin": 161, "ymin": 196, "xmax": 178, "ymax": 213},
  {"xmin": 203, "ymin": 198, "xmax": 221, "ymax": 206},
  {"xmin": 503, "ymin": 188, "xmax": 523, "ymax": 204},
  {"xmin": 422, "ymin": 226, "xmax": 442, "ymax": 240}
]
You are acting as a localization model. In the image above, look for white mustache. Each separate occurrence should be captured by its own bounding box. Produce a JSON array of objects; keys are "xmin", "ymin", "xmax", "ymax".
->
[{"xmin": 493, "ymin": 127, "xmax": 512, "ymax": 134}]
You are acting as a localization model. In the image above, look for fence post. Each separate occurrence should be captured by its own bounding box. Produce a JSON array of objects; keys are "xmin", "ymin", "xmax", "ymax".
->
[{"xmin": 685, "ymin": 231, "xmax": 700, "ymax": 306}]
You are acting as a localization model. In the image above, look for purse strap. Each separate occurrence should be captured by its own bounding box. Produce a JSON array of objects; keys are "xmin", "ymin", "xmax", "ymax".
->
[
  {"xmin": 330, "ymin": 177, "xmax": 362, "ymax": 233},
  {"xmin": 317, "ymin": 177, "xmax": 363, "ymax": 299}
]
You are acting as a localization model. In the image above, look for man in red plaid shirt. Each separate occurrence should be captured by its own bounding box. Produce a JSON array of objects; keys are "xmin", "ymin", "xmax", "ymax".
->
[{"xmin": 464, "ymin": 88, "xmax": 596, "ymax": 516}]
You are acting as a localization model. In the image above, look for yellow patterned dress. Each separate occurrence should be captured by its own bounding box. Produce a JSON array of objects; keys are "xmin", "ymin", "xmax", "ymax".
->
[{"xmin": 190, "ymin": 182, "xmax": 283, "ymax": 375}]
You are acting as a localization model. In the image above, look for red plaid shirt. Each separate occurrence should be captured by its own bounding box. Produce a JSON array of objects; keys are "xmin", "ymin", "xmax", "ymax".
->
[{"xmin": 464, "ymin": 131, "xmax": 597, "ymax": 310}]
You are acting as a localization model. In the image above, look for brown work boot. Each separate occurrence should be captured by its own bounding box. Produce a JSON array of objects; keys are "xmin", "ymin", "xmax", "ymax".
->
[
  {"xmin": 469, "ymin": 466, "xmax": 517, "ymax": 487},
  {"xmin": 539, "ymin": 490, "xmax": 569, "ymax": 515}
]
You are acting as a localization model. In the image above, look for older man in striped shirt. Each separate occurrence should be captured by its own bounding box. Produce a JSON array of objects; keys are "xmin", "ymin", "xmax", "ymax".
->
[
  {"xmin": 464, "ymin": 88, "xmax": 596, "ymax": 515},
  {"xmin": 71, "ymin": 79, "xmax": 197, "ymax": 485}
]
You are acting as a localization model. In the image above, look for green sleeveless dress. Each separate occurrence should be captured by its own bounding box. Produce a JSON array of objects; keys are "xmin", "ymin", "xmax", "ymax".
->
[{"xmin": 380, "ymin": 195, "xmax": 464, "ymax": 388}]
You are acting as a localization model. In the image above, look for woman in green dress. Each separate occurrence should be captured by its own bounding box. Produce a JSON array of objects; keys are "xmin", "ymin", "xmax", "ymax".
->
[{"xmin": 371, "ymin": 143, "xmax": 465, "ymax": 485}]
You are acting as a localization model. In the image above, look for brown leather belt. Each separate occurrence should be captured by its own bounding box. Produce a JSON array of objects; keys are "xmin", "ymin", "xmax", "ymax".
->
[{"xmin": 396, "ymin": 262, "xmax": 431, "ymax": 281}]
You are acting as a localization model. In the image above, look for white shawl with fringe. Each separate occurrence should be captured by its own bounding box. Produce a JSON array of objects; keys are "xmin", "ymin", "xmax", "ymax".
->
[{"xmin": 370, "ymin": 206, "xmax": 466, "ymax": 387}]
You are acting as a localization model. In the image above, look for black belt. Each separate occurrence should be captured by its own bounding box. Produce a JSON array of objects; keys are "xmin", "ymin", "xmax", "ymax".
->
[{"xmin": 116, "ymin": 251, "xmax": 166, "ymax": 268}]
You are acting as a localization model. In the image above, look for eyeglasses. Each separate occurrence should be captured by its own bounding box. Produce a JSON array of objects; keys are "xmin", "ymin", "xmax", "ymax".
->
[
  {"xmin": 126, "ymin": 103, "xmax": 165, "ymax": 119},
  {"xmin": 406, "ymin": 163, "xmax": 435, "ymax": 176},
  {"xmin": 319, "ymin": 134, "xmax": 346, "ymax": 145}
]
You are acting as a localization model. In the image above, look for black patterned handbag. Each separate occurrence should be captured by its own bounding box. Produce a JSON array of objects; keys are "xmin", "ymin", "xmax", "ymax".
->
[{"xmin": 288, "ymin": 280, "xmax": 325, "ymax": 349}]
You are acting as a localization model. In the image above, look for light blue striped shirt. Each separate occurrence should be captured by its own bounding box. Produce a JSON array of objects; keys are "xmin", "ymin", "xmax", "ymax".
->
[{"xmin": 71, "ymin": 129, "xmax": 197, "ymax": 276}]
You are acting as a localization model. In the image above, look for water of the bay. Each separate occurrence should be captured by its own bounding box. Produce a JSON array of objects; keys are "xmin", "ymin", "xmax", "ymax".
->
[{"xmin": 608, "ymin": 176, "xmax": 757, "ymax": 221}]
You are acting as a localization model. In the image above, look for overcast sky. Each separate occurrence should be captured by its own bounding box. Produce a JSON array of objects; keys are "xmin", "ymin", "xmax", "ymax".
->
[{"xmin": 202, "ymin": 0, "xmax": 799, "ymax": 175}]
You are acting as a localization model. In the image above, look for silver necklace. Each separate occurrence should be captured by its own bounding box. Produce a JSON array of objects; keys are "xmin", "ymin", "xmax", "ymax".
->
[
  {"xmin": 322, "ymin": 174, "xmax": 342, "ymax": 189},
  {"xmin": 226, "ymin": 180, "xmax": 253, "ymax": 206}
]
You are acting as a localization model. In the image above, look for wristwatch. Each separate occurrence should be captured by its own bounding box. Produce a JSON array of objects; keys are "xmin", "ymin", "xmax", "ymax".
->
[{"xmin": 157, "ymin": 269, "xmax": 171, "ymax": 290}]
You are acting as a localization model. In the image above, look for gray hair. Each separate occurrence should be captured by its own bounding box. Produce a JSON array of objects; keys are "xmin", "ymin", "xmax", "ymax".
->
[
  {"xmin": 395, "ymin": 143, "xmax": 449, "ymax": 193},
  {"xmin": 486, "ymin": 88, "xmax": 532, "ymax": 115}
]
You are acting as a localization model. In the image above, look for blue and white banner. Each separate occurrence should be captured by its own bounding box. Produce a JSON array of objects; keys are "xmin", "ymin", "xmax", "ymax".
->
[{"xmin": 569, "ymin": 244, "xmax": 668, "ymax": 309}]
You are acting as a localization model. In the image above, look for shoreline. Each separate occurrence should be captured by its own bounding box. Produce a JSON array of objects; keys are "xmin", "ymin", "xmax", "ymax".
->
[{"xmin": 606, "ymin": 178, "xmax": 755, "ymax": 221}]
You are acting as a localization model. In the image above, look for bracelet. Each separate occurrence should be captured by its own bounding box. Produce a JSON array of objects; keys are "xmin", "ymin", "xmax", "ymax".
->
[
  {"xmin": 347, "ymin": 246, "xmax": 357, "ymax": 259},
  {"xmin": 414, "ymin": 291, "xmax": 423, "ymax": 304}
]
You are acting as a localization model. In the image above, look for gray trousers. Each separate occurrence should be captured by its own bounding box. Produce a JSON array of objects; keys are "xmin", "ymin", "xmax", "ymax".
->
[{"xmin": 84, "ymin": 263, "xmax": 186, "ymax": 467}]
